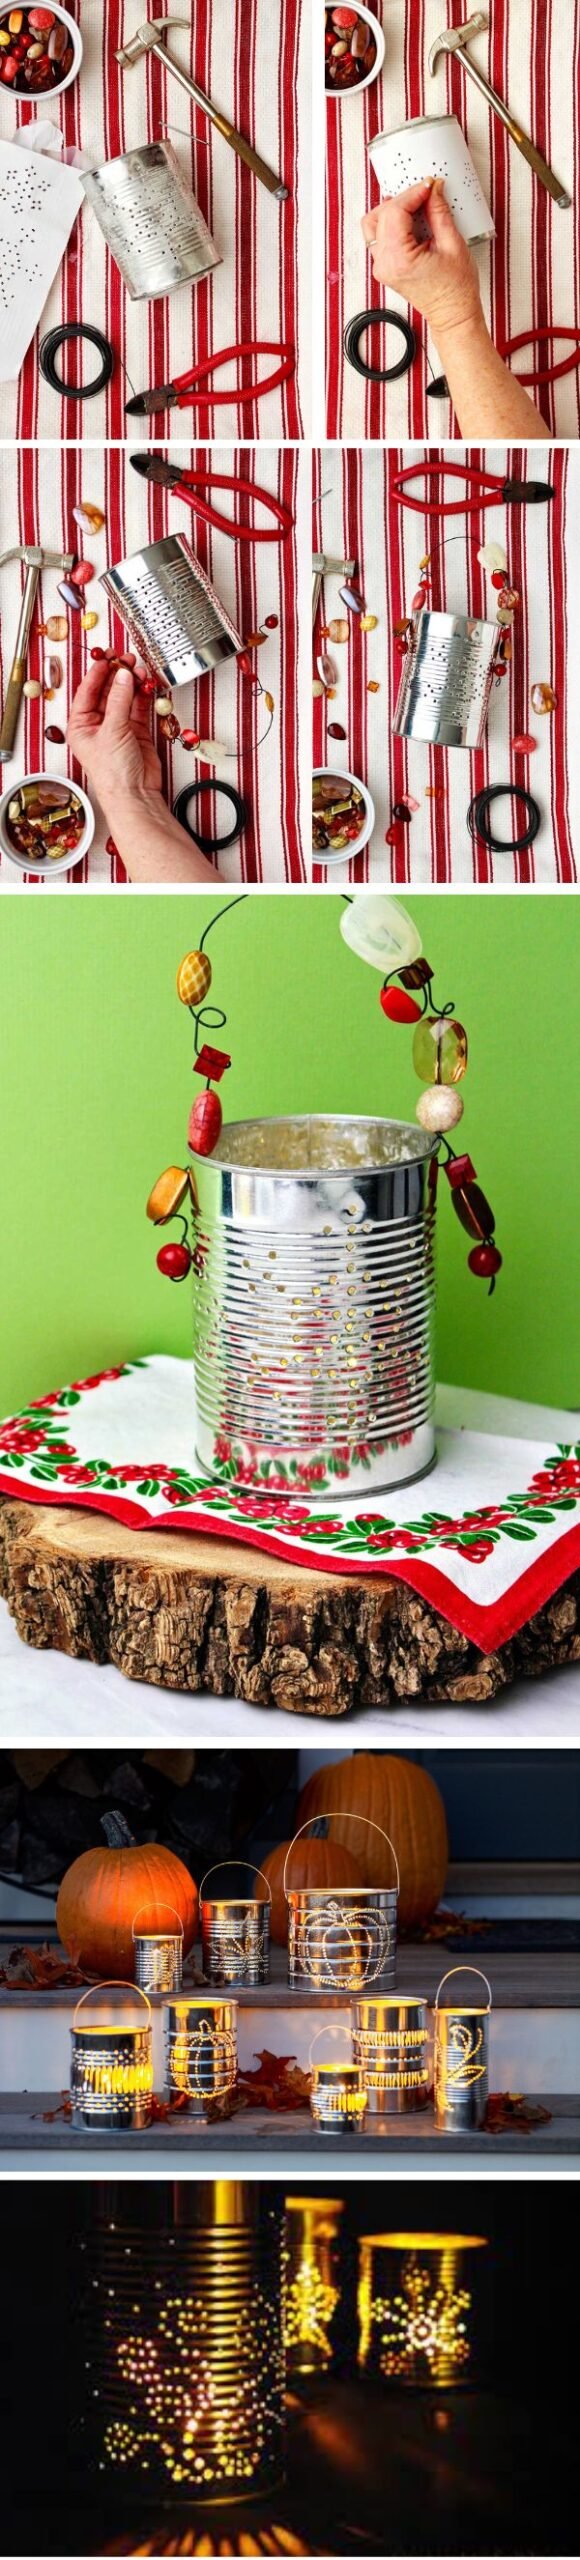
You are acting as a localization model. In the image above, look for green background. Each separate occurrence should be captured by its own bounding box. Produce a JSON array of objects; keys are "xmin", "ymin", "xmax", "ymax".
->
[{"xmin": 1, "ymin": 891, "xmax": 578, "ymax": 1415}]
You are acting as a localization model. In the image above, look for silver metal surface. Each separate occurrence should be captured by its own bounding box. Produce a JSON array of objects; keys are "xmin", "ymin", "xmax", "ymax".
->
[
  {"xmin": 312, "ymin": 552, "xmax": 356, "ymax": 624},
  {"xmin": 83, "ymin": 141, "xmax": 221, "ymax": 300},
  {"xmin": 115, "ymin": 18, "xmax": 288, "ymax": 201},
  {"xmin": 165, "ymin": 1995, "xmax": 238, "ymax": 2118},
  {"xmin": 434, "ymin": 1966, "xmax": 491, "ymax": 2131},
  {"xmin": 310, "ymin": 2065, "xmax": 367, "ymax": 2137},
  {"xmin": 284, "ymin": 2197, "xmax": 344, "ymax": 2376},
  {"xmin": 358, "ymin": 2232, "xmax": 488, "ymax": 2387},
  {"xmin": 200, "ymin": 1866, "xmax": 272, "ymax": 1986},
  {"xmin": 191, "ymin": 1114, "xmax": 438, "ymax": 1496},
  {"xmin": 133, "ymin": 1938, "xmax": 183, "ymax": 1994},
  {"xmin": 285, "ymin": 1815, "xmax": 399, "ymax": 1992},
  {"xmin": 393, "ymin": 607, "xmax": 503, "ymax": 748},
  {"xmin": 101, "ymin": 532, "xmax": 241, "ymax": 688},
  {"xmin": 428, "ymin": 15, "xmax": 571, "ymax": 207},
  {"xmin": 353, "ymin": 1997, "xmax": 430, "ymax": 2116}
]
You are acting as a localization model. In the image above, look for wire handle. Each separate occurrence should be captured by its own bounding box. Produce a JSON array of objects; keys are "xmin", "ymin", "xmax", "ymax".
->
[
  {"xmin": 73, "ymin": 1981, "xmax": 152, "ymax": 2027},
  {"xmin": 199, "ymin": 1861, "xmax": 272, "ymax": 1904},
  {"xmin": 308, "ymin": 2023, "xmax": 354, "ymax": 2072},
  {"xmin": 131, "ymin": 1903, "xmax": 185, "ymax": 1942},
  {"xmin": 435, "ymin": 1966, "xmax": 492, "ymax": 2012},
  {"xmin": 283, "ymin": 1814, "xmax": 400, "ymax": 1900}
]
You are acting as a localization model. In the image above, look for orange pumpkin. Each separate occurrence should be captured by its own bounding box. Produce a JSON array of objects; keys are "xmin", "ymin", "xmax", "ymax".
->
[
  {"xmin": 296, "ymin": 1754, "xmax": 448, "ymax": 1932},
  {"xmin": 56, "ymin": 1814, "xmax": 198, "ymax": 1979},
  {"xmin": 261, "ymin": 1835, "xmax": 362, "ymax": 1945}
]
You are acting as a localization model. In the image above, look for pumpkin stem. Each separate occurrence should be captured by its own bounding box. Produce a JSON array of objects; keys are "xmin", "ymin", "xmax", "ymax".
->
[{"xmin": 100, "ymin": 1811, "xmax": 135, "ymax": 1850}]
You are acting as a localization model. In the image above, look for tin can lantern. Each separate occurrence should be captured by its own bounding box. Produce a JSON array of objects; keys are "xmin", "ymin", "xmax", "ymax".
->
[
  {"xmin": 200, "ymin": 1863, "xmax": 272, "ymax": 1987},
  {"xmin": 352, "ymin": 1996, "xmax": 430, "ymax": 2117},
  {"xmin": 393, "ymin": 609, "xmax": 505, "ymax": 749},
  {"xmin": 284, "ymin": 2195, "xmax": 344, "ymax": 2377},
  {"xmin": 434, "ymin": 1966, "xmax": 492, "ymax": 2132},
  {"xmin": 70, "ymin": 1983, "xmax": 153, "ymax": 2129},
  {"xmin": 368, "ymin": 115, "xmax": 494, "ymax": 245},
  {"xmin": 165, "ymin": 1995, "xmax": 238, "ymax": 2119},
  {"xmin": 191, "ymin": 1114, "xmax": 438, "ymax": 1496},
  {"xmin": 81, "ymin": 2184, "xmax": 285, "ymax": 2500},
  {"xmin": 101, "ymin": 533, "xmax": 242, "ymax": 691},
  {"xmin": 83, "ymin": 141, "xmax": 221, "ymax": 299},
  {"xmin": 132, "ymin": 1902, "xmax": 184, "ymax": 1996},
  {"xmin": 358, "ymin": 2230, "xmax": 488, "ymax": 2388},
  {"xmin": 309, "ymin": 2030, "xmax": 367, "ymax": 2137},
  {"xmin": 285, "ymin": 1813, "xmax": 399, "ymax": 1992}
]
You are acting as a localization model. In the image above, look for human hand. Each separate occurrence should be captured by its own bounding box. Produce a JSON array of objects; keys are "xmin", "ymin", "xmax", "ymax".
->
[
  {"xmin": 67, "ymin": 656, "xmax": 164, "ymax": 829},
  {"xmin": 361, "ymin": 179, "xmax": 482, "ymax": 342}
]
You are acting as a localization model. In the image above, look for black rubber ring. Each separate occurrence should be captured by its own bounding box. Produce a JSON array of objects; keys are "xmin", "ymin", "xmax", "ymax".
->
[
  {"xmin": 173, "ymin": 779, "xmax": 248, "ymax": 852},
  {"xmin": 39, "ymin": 324, "xmax": 115, "ymax": 401},
  {"xmin": 467, "ymin": 784, "xmax": 541, "ymax": 854},
  {"xmin": 343, "ymin": 308, "xmax": 417, "ymax": 383}
]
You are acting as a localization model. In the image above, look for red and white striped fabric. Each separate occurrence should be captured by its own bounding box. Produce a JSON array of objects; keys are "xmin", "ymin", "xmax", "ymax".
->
[
  {"xmin": 0, "ymin": 0, "xmax": 309, "ymax": 443},
  {"xmin": 313, "ymin": 443, "xmax": 578, "ymax": 884},
  {"xmin": 0, "ymin": 443, "xmax": 306, "ymax": 886},
  {"xmin": 326, "ymin": 0, "xmax": 580, "ymax": 440}
]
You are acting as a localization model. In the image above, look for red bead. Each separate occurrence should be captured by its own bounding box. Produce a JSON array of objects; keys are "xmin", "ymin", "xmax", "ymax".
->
[
  {"xmin": 384, "ymin": 824, "xmax": 403, "ymax": 845},
  {"xmin": 494, "ymin": 663, "xmax": 508, "ymax": 677},
  {"xmin": 412, "ymin": 588, "xmax": 428, "ymax": 610},
  {"xmin": 181, "ymin": 729, "xmax": 201, "ymax": 749},
  {"xmin": 491, "ymin": 571, "xmax": 507, "ymax": 589},
  {"xmin": 444, "ymin": 1152, "xmax": 477, "ymax": 1190},
  {"xmin": 512, "ymin": 733, "xmax": 536, "ymax": 756},
  {"xmin": 380, "ymin": 987, "xmax": 423, "ymax": 1023},
  {"xmin": 139, "ymin": 677, "xmax": 158, "ymax": 697},
  {"xmin": 452, "ymin": 1183, "xmax": 495, "ymax": 1243},
  {"xmin": 237, "ymin": 652, "xmax": 253, "ymax": 676},
  {"xmin": 70, "ymin": 560, "xmax": 95, "ymax": 590},
  {"xmin": 264, "ymin": 614, "xmax": 279, "ymax": 629},
  {"xmin": 188, "ymin": 1090, "xmax": 223, "ymax": 1156},
  {"xmin": 194, "ymin": 1043, "xmax": 231, "ymax": 1082},
  {"xmin": 156, "ymin": 1241, "xmax": 192, "ymax": 1282},
  {"xmin": 468, "ymin": 1243, "xmax": 503, "ymax": 1278},
  {"xmin": 90, "ymin": 647, "xmax": 107, "ymax": 660}
]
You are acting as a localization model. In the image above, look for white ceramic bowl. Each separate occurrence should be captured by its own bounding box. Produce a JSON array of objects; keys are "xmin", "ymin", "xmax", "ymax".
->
[
  {"xmin": 324, "ymin": 2, "xmax": 385, "ymax": 99},
  {"xmin": 0, "ymin": 772, "xmax": 94, "ymax": 877},
  {"xmin": 313, "ymin": 766, "xmax": 376, "ymax": 866},
  {"xmin": 0, "ymin": 3, "xmax": 83, "ymax": 99}
]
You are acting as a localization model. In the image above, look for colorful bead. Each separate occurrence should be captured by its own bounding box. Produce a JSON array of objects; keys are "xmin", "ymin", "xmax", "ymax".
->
[
  {"xmin": 468, "ymin": 1243, "xmax": 502, "ymax": 1278},
  {"xmin": 72, "ymin": 502, "xmax": 106, "ymax": 533},
  {"xmin": 416, "ymin": 1087, "xmax": 464, "ymax": 1134},
  {"xmin": 380, "ymin": 986, "xmax": 423, "ymax": 1023},
  {"xmin": 444, "ymin": 1152, "xmax": 477, "ymax": 1190},
  {"xmin": 399, "ymin": 957, "xmax": 433, "ymax": 989},
  {"xmin": 512, "ymin": 733, "xmax": 537, "ymax": 755},
  {"xmin": 264, "ymin": 614, "xmax": 279, "ymax": 628},
  {"xmin": 154, "ymin": 696, "xmax": 173, "ymax": 716},
  {"xmin": 43, "ymin": 615, "xmax": 69, "ymax": 642},
  {"xmin": 479, "ymin": 544, "xmax": 508, "ymax": 573},
  {"xmin": 451, "ymin": 1182, "xmax": 495, "ymax": 1241},
  {"xmin": 58, "ymin": 581, "xmax": 82, "ymax": 612},
  {"xmin": 188, "ymin": 1090, "xmax": 223, "ymax": 1156},
  {"xmin": 497, "ymin": 587, "xmax": 520, "ymax": 611},
  {"xmin": 339, "ymin": 583, "xmax": 365, "ymax": 614},
  {"xmin": 413, "ymin": 1015, "xmax": 468, "ymax": 1084},
  {"xmin": 412, "ymin": 588, "xmax": 428, "ymax": 611},
  {"xmin": 367, "ymin": 679, "xmax": 380, "ymax": 693},
  {"xmin": 385, "ymin": 825, "xmax": 403, "ymax": 845},
  {"xmin": 176, "ymin": 949, "xmax": 212, "ymax": 1007},
  {"xmin": 327, "ymin": 618, "xmax": 350, "ymax": 643},
  {"xmin": 194, "ymin": 1043, "xmax": 231, "ymax": 1082},
  {"xmin": 156, "ymin": 1241, "xmax": 192, "ymax": 1281},
  {"xmin": 392, "ymin": 802, "xmax": 412, "ymax": 824},
  {"xmin": 531, "ymin": 682, "xmax": 557, "ymax": 714},
  {"xmin": 70, "ymin": 559, "xmax": 96, "ymax": 590},
  {"xmin": 340, "ymin": 895, "xmax": 422, "ymax": 972},
  {"xmin": 327, "ymin": 721, "xmax": 347, "ymax": 739},
  {"xmin": 491, "ymin": 570, "xmax": 508, "ymax": 590},
  {"xmin": 313, "ymin": 679, "xmax": 325, "ymax": 696},
  {"xmin": 393, "ymin": 618, "xmax": 411, "ymax": 638},
  {"xmin": 147, "ymin": 1166, "xmax": 190, "ymax": 1224},
  {"xmin": 317, "ymin": 654, "xmax": 338, "ymax": 687},
  {"xmin": 44, "ymin": 724, "xmax": 65, "ymax": 742},
  {"xmin": 23, "ymin": 678, "xmax": 43, "ymax": 697},
  {"xmin": 159, "ymin": 714, "xmax": 181, "ymax": 742}
]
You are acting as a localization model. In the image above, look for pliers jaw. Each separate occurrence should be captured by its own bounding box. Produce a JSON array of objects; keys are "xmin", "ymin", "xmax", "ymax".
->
[{"xmin": 125, "ymin": 385, "xmax": 178, "ymax": 416}]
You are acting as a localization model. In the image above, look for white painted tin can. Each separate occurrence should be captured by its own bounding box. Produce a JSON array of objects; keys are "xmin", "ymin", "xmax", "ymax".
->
[{"xmin": 368, "ymin": 114, "xmax": 494, "ymax": 246}]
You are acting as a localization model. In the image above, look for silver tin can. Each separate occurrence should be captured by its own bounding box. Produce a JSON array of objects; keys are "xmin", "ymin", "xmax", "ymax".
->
[
  {"xmin": 165, "ymin": 1995, "xmax": 237, "ymax": 2118},
  {"xmin": 358, "ymin": 2230, "xmax": 488, "ymax": 2388},
  {"xmin": 200, "ymin": 1864, "xmax": 272, "ymax": 1987},
  {"xmin": 284, "ymin": 2195, "xmax": 344, "ymax": 2377},
  {"xmin": 434, "ymin": 1966, "xmax": 491, "ymax": 2132},
  {"xmin": 285, "ymin": 1814, "xmax": 399, "ymax": 1992},
  {"xmin": 101, "ymin": 531, "xmax": 242, "ymax": 690},
  {"xmin": 83, "ymin": 141, "xmax": 221, "ymax": 300},
  {"xmin": 70, "ymin": 1983, "xmax": 153, "ymax": 2129},
  {"xmin": 393, "ymin": 608, "xmax": 504, "ymax": 749},
  {"xmin": 310, "ymin": 2063, "xmax": 367, "ymax": 2136},
  {"xmin": 352, "ymin": 1996, "xmax": 430, "ymax": 2116},
  {"xmin": 132, "ymin": 1903, "xmax": 184, "ymax": 1996},
  {"xmin": 368, "ymin": 115, "xmax": 494, "ymax": 245},
  {"xmin": 190, "ymin": 1114, "xmax": 438, "ymax": 1496}
]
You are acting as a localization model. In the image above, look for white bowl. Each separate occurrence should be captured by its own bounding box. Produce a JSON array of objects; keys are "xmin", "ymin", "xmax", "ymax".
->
[
  {"xmin": 313, "ymin": 766, "xmax": 376, "ymax": 866},
  {"xmin": 0, "ymin": 772, "xmax": 94, "ymax": 877},
  {"xmin": 324, "ymin": 2, "xmax": 385, "ymax": 99},
  {"xmin": 0, "ymin": 3, "xmax": 83, "ymax": 99}
]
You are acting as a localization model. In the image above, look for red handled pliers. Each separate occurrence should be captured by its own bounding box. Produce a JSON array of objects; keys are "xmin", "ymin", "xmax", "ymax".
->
[
  {"xmin": 126, "ymin": 342, "xmax": 296, "ymax": 418},
  {"xmin": 130, "ymin": 454, "xmax": 294, "ymax": 542},
  {"xmin": 500, "ymin": 326, "xmax": 580, "ymax": 388},
  {"xmin": 392, "ymin": 461, "xmax": 555, "ymax": 516}
]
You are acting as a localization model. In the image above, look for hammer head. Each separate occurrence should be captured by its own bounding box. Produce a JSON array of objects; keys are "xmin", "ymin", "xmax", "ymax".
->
[
  {"xmin": 429, "ymin": 11, "xmax": 488, "ymax": 76},
  {"xmin": 0, "ymin": 545, "xmax": 75, "ymax": 572},
  {"xmin": 115, "ymin": 16, "xmax": 190, "ymax": 67}
]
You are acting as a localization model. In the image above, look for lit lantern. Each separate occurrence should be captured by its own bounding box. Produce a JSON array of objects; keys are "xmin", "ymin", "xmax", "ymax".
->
[
  {"xmin": 165, "ymin": 1995, "xmax": 238, "ymax": 2119},
  {"xmin": 309, "ymin": 2029, "xmax": 367, "ymax": 2137},
  {"xmin": 132, "ymin": 1901, "xmax": 185, "ymax": 1995},
  {"xmin": 285, "ymin": 1815, "xmax": 399, "ymax": 1992},
  {"xmin": 358, "ymin": 2231, "xmax": 488, "ymax": 2389},
  {"xmin": 434, "ymin": 1966, "xmax": 492, "ymax": 2132},
  {"xmin": 284, "ymin": 2196, "xmax": 344, "ymax": 2377},
  {"xmin": 81, "ymin": 2184, "xmax": 286, "ymax": 2502},
  {"xmin": 200, "ymin": 1862, "xmax": 272, "ymax": 1986},
  {"xmin": 352, "ymin": 1996, "xmax": 430, "ymax": 2117},
  {"xmin": 70, "ymin": 1983, "xmax": 153, "ymax": 2129}
]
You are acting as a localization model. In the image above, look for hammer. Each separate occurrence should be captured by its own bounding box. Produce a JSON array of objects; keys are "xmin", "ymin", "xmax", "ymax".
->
[
  {"xmin": 0, "ymin": 546, "xmax": 75, "ymax": 763},
  {"xmin": 115, "ymin": 18, "xmax": 288, "ymax": 201},
  {"xmin": 313, "ymin": 553, "xmax": 357, "ymax": 625},
  {"xmin": 429, "ymin": 12, "xmax": 571, "ymax": 208}
]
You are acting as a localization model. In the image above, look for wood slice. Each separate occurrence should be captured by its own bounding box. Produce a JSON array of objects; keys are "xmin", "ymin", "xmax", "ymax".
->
[{"xmin": 0, "ymin": 1496, "xmax": 579, "ymax": 1714}]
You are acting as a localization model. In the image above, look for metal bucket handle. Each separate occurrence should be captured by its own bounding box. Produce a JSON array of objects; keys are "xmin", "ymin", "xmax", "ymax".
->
[
  {"xmin": 73, "ymin": 1980, "xmax": 152, "ymax": 2027},
  {"xmin": 308, "ymin": 2023, "xmax": 354, "ymax": 2072},
  {"xmin": 199, "ymin": 1861, "xmax": 272, "ymax": 1905},
  {"xmin": 435, "ymin": 1965, "xmax": 492, "ymax": 2012},
  {"xmin": 131, "ymin": 1903, "xmax": 185, "ymax": 1942},
  {"xmin": 284, "ymin": 1814, "xmax": 400, "ymax": 1899}
]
